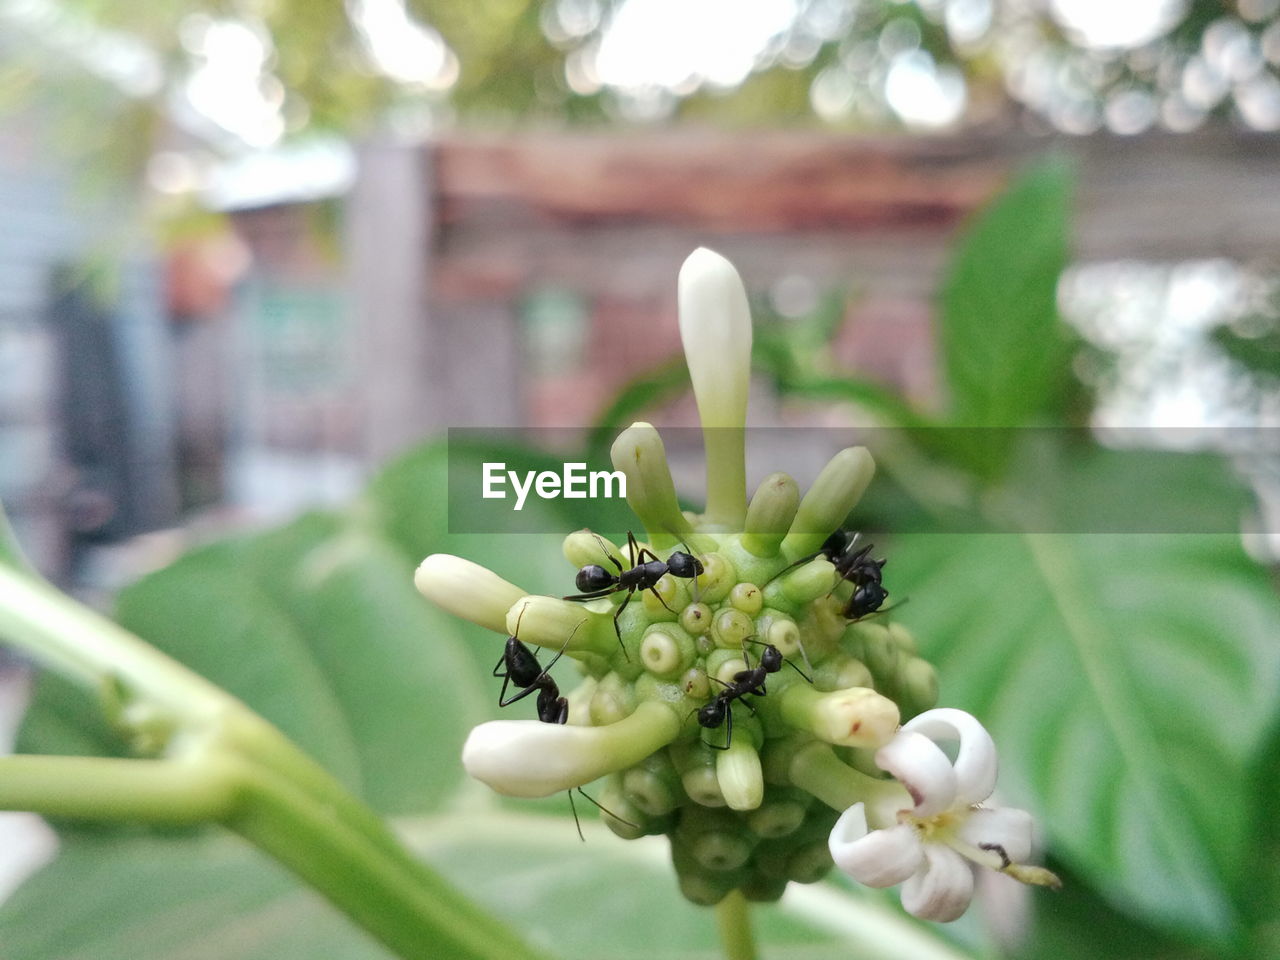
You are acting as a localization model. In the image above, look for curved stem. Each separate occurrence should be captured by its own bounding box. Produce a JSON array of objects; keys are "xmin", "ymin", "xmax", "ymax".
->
[
  {"xmin": 714, "ymin": 889, "xmax": 757, "ymax": 960},
  {"xmin": 0, "ymin": 545, "xmax": 550, "ymax": 960}
]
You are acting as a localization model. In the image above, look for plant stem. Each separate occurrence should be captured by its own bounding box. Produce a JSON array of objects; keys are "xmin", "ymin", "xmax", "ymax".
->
[
  {"xmin": 0, "ymin": 754, "xmax": 239, "ymax": 823},
  {"xmin": 0, "ymin": 553, "xmax": 551, "ymax": 960},
  {"xmin": 715, "ymin": 889, "xmax": 757, "ymax": 960},
  {"xmin": 232, "ymin": 763, "xmax": 552, "ymax": 960}
]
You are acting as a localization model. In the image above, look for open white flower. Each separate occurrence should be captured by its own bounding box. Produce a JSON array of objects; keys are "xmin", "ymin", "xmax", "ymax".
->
[{"xmin": 828, "ymin": 707, "xmax": 1060, "ymax": 922}]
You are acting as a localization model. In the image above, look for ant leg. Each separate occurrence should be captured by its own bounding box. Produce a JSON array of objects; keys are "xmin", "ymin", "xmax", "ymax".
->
[
  {"xmin": 717, "ymin": 705, "xmax": 734, "ymax": 751},
  {"xmin": 576, "ymin": 787, "xmax": 640, "ymax": 830},
  {"xmin": 567, "ymin": 789, "xmax": 585, "ymax": 843},
  {"xmin": 647, "ymin": 585, "xmax": 676, "ymax": 614},
  {"xmin": 591, "ymin": 532, "xmax": 625, "ymax": 574},
  {"xmin": 562, "ymin": 587, "xmax": 620, "ymax": 602},
  {"xmin": 626, "ymin": 530, "xmax": 641, "ymax": 568},
  {"xmin": 498, "ymin": 679, "xmax": 544, "ymax": 708},
  {"xmin": 611, "ymin": 589, "xmax": 634, "ymax": 660}
]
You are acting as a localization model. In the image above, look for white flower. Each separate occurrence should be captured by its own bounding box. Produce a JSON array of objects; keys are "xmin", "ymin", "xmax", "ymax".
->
[{"xmin": 828, "ymin": 708, "xmax": 1059, "ymax": 922}]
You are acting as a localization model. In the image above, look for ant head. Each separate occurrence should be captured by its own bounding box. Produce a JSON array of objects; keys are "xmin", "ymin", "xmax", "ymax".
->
[
  {"xmin": 575, "ymin": 564, "xmax": 614, "ymax": 592},
  {"xmin": 760, "ymin": 645, "xmax": 783, "ymax": 671},
  {"xmin": 822, "ymin": 530, "xmax": 853, "ymax": 558},
  {"xmin": 666, "ymin": 551, "xmax": 703, "ymax": 579},
  {"xmin": 850, "ymin": 581, "xmax": 888, "ymax": 616}
]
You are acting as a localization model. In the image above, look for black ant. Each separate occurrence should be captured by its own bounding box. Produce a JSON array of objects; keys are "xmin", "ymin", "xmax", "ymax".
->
[
  {"xmin": 493, "ymin": 606, "xmax": 636, "ymax": 840},
  {"xmin": 695, "ymin": 639, "xmax": 810, "ymax": 751},
  {"xmin": 563, "ymin": 531, "xmax": 703, "ymax": 656},
  {"xmin": 774, "ymin": 530, "xmax": 891, "ymax": 621}
]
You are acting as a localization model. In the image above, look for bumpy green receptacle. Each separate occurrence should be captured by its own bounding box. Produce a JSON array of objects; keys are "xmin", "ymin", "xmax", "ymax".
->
[{"xmin": 571, "ymin": 529, "xmax": 938, "ymax": 905}]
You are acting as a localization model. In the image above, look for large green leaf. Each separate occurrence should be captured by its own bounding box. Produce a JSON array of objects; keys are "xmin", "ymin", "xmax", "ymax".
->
[
  {"xmin": 938, "ymin": 158, "xmax": 1072, "ymax": 468},
  {"xmin": 891, "ymin": 533, "xmax": 1280, "ymax": 943}
]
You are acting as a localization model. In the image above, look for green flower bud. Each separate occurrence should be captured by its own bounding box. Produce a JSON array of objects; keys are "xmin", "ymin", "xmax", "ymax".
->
[
  {"xmin": 562, "ymin": 529, "xmax": 624, "ymax": 570},
  {"xmin": 711, "ymin": 608, "xmax": 754, "ymax": 649},
  {"xmin": 786, "ymin": 839, "xmax": 834, "ymax": 883},
  {"xmin": 611, "ymin": 423, "xmax": 692, "ymax": 549},
  {"xmin": 694, "ymin": 552, "xmax": 736, "ymax": 604},
  {"xmin": 781, "ymin": 447, "xmax": 876, "ymax": 560},
  {"xmin": 505, "ymin": 596, "xmax": 614, "ymax": 656},
  {"xmin": 589, "ymin": 672, "xmax": 637, "ymax": 726},
  {"xmin": 622, "ymin": 751, "xmax": 681, "ymax": 816},
  {"xmin": 717, "ymin": 735, "xmax": 764, "ymax": 811},
  {"xmin": 728, "ymin": 582, "xmax": 763, "ymax": 615},
  {"xmin": 764, "ymin": 558, "xmax": 835, "ymax": 607},
  {"xmin": 680, "ymin": 667, "xmax": 710, "ymax": 700},
  {"xmin": 742, "ymin": 472, "xmax": 800, "ymax": 558},
  {"xmin": 780, "ymin": 685, "xmax": 900, "ymax": 749},
  {"xmin": 639, "ymin": 624, "xmax": 695, "ymax": 680},
  {"xmin": 598, "ymin": 779, "xmax": 649, "ymax": 840},
  {"xmin": 899, "ymin": 656, "xmax": 940, "ymax": 719},
  {"xmin": 680, "ymin": 602, "xmax": 713, "ymax": 635},
  {"xmin": 692, "ymin": 830, "xmax": 754, "ymax": 872},
  {"xmin": 814, "ymin": 655, "xmax": 874, "ymax": 692},
  {"xmin": 746, "ymin": 797, "xmax": 807, "ymax": 839},
  {"xmin": 642, "ymin": 574, "xmax": 687, "ymax": 620}
]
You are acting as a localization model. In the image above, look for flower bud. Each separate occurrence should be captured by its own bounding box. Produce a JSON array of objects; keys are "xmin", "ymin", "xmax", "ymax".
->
[
  {"xmin": 678, "ymin": 248, "xmax": 752, "ymax": 529},
  {"xmin": 461, "ymin": 701, "xmax": 681, "ymax": 798},
  {"xmin": 782, "ymin": 447, "xmax": 876, "ymax": 560},
  {"xmin": 611, "ymin": 423, "xmax": 692, "ymax": 548},
  {"xmin": 781, "ymin": 685, "xmax": 900, "ymax": 749},
  {"xmin": 717, "ymin": 736, "xmax": 765, "ymax": 811},
  {"xmin": 742, "ymin": 473, "xmax": 799, "ymax": 557},
  {"xmin": 415, "ymin": 554, "xmax": 526, "ymax": 633}
]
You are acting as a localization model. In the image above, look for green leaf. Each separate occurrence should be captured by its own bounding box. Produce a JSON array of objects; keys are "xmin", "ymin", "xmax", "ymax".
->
[
  {"xmin": 938, "ymin": 158, "xmax": 1072, "ymax": 467},
  {"xmin": 587, "ymin": 357, "xmax": 691, "ymax": 460},
  {"xmin": 891, "ymin": 533, "xmax": 1280, "ymax": 943}
]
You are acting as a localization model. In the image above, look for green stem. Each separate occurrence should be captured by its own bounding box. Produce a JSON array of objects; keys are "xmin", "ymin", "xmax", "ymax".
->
[
  {"xmin": 714, "ymin": 889, "xmax": 757, "ymax": 960},
  {"xmin": 0, "ymin": 754, "xmax": 240, "ymax": 823},
  {"xmin": 0, "ymin": 548, "xmax": 550, "ymax": 960},
  {"xmin": 232, "ymin": 764, "xmax": 552, "ymax": 960}
]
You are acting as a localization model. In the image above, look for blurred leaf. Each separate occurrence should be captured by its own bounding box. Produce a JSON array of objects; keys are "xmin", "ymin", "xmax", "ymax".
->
[
  {"xmin": 0, "ymin": 811, "xmax": 978, "ymax": 960},
  {"xmin": 1211, "ymin": 327, "xmax": 1280, "ymax": 379},
  {"xmin": 893, "ymin": 533, "xmax": 1280, "ymax": 943},
  {"xmin": 587, "ymin": 357, "xmax": 691, "ymax": 461},
  {"xmin": 937, "ymin": 158, "xmax": 1073, "ymax": 473},
  {"xmin": 0, "ymin": 830, "xmax": 393, "ymax": 960},
  {"xmin": 1017, "ymin": 862, "xmax": 1217, "ymax": 960}
]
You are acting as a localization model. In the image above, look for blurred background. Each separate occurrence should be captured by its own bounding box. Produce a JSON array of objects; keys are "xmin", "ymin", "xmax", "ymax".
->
[
  {"xmin": 2, "ymin": 4, "xmax": 1280, "ymax": 960},
  {"xmin": 1, "ymin": 0, "xmax": 1278, "ymax": 588}
]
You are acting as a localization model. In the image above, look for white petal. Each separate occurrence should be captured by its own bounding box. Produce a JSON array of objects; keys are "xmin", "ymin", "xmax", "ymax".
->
[
  {"xmin": 958, "ymin": 806, "xmax": 1035, "ymax": 866},
  {"xmin": 900, "ymin": 845, "xmax": 976, "ymax": 922},
  {"xmin": 828, "ymin": 804, "xmax": 924, "ymax": 887},
  {"xmin": 902, "ymin": 707, "xmax": 998, "ymax": 805},
  {"xmin": 875, "ymin": 730, "xmax": 958, "ymax": 818}
]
